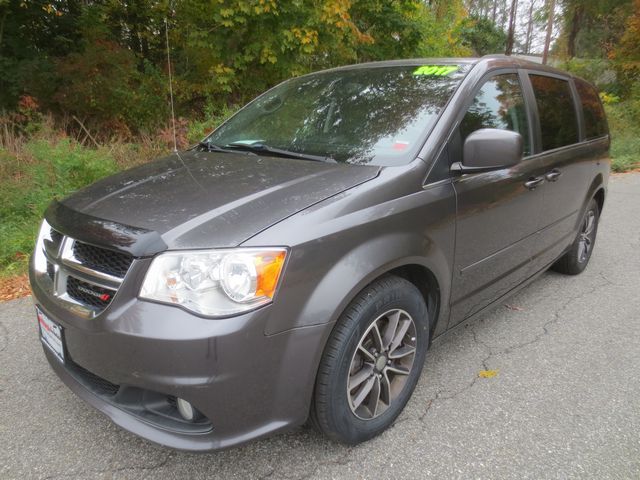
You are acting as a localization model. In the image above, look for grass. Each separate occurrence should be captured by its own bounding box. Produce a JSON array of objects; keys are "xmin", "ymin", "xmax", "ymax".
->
[
  {"xmin": 0, "ymin": 108, "xmax": 238, "ymax": 279},
  {"xmin": 0, "ymin": 138, "xmax": 122, "ymax": 277},
  {"xmin": 0, "ymin": 115, "xmax": 173, "ymax": 277}
]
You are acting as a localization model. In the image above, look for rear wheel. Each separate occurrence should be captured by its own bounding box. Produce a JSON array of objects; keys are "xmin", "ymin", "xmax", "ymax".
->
[
  {"xmin": 311, "ymin": 275, "xmax": 429, "ymax": 444},
  {"xmin": 552, "ymin": 198, "xmax": 600, "ymax": 275}
]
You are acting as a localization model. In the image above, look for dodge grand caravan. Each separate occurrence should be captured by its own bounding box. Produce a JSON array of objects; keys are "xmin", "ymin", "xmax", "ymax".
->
[{"xmin": 30, "ymin": 55, "xmax": 609, "ymax": 450}]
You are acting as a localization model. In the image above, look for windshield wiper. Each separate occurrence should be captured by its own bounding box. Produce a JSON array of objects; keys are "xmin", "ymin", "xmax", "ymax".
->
[
  {"xmin": 224, "ymin": 142, "xmax": 336, "ymax": 163},
  {"xmin": 195, "ymin": 141, "xmax": 256, "ymax": 155}
]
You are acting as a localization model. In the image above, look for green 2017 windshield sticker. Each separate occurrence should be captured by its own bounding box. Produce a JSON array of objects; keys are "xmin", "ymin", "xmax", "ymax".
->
[{"xmin": 413, "ymin": 65, "xmax": 459, "ymax": 76}]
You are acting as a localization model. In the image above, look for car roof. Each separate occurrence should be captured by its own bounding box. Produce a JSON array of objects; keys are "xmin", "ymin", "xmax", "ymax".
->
[{"xmin": 317, "ymin": 54, "xmax": 576, "ymax": 80}]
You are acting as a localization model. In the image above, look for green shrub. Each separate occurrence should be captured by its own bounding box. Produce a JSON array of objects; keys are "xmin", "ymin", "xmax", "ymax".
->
[
  {"xmin": 53, "ymin": 40, "xmax": 168, "ymax": 136},
  {"xmin": 563, "ymin": 58, "xmax": 619, "ymax": 94},
  {"xmin": 186, "ymin": 103, "xmax": 241, "ymax": 145},
  {"xmin": 606, "ymin": 102, "xmax": 640, "ymax": 172}
]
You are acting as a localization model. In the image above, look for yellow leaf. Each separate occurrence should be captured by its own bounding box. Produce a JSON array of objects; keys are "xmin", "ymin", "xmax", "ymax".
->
[{"xmin": 478, "ymin": 369, "xmax": 498, "ymax": 378}]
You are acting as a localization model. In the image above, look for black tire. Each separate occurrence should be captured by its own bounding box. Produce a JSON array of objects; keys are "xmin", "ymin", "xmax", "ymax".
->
[
  {"xmin": 552, "ymin": 198, "xmax": 600, "ymax": 275},
  {"xmin": 311, "ymin": 275, "xmax": 429, "ymax": 444}
]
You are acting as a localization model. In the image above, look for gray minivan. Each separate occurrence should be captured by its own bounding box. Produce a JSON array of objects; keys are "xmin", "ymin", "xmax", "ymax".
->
[{"xmin": 30, "ymin": 55, "xmax": 609, "ymax": 450}]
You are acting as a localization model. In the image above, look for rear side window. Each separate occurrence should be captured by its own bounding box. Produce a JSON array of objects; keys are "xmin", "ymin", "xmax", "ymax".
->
[
  {"xmin": 459, "ymin": 73, "xmax": 531, "ymax": 155},
  {"xmin": 529, "ymin": 74, "xmax": 579, "ymax": 151},
  {"xmin": 574, "ymin": 79, "xmax": 608, "ymax": 139}
]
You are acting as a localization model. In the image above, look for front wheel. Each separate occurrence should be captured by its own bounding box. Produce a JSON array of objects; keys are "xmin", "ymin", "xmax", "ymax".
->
[
  {"xmin": 552, "ymin": 198, "xmax": 600, "ymax": 275},
  {"xmin": 311, "ymin": 275, "xmax": 429, "ymax": 444}
]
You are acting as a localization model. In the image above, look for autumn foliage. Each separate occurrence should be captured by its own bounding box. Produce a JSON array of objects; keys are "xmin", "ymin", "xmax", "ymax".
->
[{"xmin": 0, "ymin": 0, "xmax": 473, "ymax": 137}]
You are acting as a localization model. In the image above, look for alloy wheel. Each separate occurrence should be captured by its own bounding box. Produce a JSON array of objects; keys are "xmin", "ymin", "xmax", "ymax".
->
[
  {"xmin": 578, "ymin": 209, "xmax": 596, "ymax": 263},
  {"xmin": 347, "ymin": 309, "xmax": 417, "ymax": 420}
]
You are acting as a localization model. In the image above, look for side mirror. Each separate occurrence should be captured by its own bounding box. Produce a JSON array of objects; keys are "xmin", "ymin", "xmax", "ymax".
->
[{"xmin": 451, "ymin": 128, "xmax": 524, "ymax": 174}]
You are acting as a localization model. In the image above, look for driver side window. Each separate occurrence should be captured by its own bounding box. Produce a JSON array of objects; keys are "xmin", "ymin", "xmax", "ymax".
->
[{"xmin": 460, "ymin": 73, "xmax": 531, "ymax": 156}]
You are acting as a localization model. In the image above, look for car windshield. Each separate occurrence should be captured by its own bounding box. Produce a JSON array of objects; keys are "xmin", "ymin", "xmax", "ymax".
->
[{"xmin": 205, "ymin": 64, "xmax": 470, "ymax": 166}]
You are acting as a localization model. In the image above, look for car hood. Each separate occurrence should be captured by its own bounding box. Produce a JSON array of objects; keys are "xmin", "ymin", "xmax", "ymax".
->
[{"xmin": 54, "ymin": 150, "xmax": 380, "ymax": 254}]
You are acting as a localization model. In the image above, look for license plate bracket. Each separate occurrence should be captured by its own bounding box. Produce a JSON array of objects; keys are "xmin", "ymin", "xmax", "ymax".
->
[{"xmin": 37, "ymin": 306, "xmax": 65, "ymax": 363}]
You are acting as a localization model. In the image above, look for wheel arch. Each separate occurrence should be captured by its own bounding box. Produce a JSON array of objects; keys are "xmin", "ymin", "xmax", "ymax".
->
[
  {"xmin": 593, "ymin": 186, "xmax": 605, "ymax": 213},
  {"xmin": 330, "ymin": 251, "xmax": 450, "ymax": 340},
  {"xmin": 311, "ymin": 256, "xmax": 447, "ymax": 349},
  {"xmin": 576, "ymin": 173, "xmax": 606, "ymax": 232},
  {"xmin": 387, "ymin": 264, "xmax": 441, "ymax": 340},
  {"xmin": 586, "ymin": 173, "xmax": 605, "ymax": 210}
]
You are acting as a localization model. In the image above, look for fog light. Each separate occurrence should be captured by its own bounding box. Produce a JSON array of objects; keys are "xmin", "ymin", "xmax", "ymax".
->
[{"xmin": 176, "ymin": 397, "xmax": 201, "ymax": 422}]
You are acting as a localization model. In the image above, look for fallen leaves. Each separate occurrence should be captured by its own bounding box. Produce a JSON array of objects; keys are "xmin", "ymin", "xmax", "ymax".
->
[
  {"xmin": 0, "ymin": 274, "xmax": 32, "ymax": 302},
  {"xmin": 505, "ymin": 304, "xmax": 524, "ymax": 311},
  {"xmin": 478, "ymin": 369, "xmax": 499, "ymax": 379}
]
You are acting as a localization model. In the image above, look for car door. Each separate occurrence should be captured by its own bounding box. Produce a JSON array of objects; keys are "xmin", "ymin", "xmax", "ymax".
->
[
  {"xmin": 525, "ymin": 73, "xmax": 606, "ymax": 272},
  {"xmin": 448, "ymin": 71, "xmax": 547, "ymax": 326}
]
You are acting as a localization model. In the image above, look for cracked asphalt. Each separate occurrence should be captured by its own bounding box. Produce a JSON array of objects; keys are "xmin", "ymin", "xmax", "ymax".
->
[{"xmin": 1, "ymin": 173, "xmax": 639, "ymax": 480}]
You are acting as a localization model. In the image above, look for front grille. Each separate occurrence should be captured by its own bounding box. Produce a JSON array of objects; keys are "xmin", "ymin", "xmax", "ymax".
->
[
  {"xmin": 67, "ymin": 276, "xmax": 116, "ymax": 309},
  {"xmin": 44, "ymin": 228, "xmax": 64, "ymax": 255},
  {"xmin": 72, "ymin": 241, "xmax": 133, "ymax": 278},
  {"xmin": 37, "ymin": 226, "xmax": 135, "ymax": 315},
  {"xmin": 66, "ymin": 359, "xmax": 120, "ymax": 396},
  {"xmin": 50, "ymin": 228, "xmax": 63, "ymax": 248}
]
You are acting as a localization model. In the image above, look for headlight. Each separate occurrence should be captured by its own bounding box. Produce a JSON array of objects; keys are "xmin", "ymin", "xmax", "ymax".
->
[{"xmin": 139, "ymin": 248, "xmax": 287, "ymax": 316}]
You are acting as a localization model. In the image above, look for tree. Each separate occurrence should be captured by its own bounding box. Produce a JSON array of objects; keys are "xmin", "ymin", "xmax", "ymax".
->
[
  {"xmin": 613, "ymin": 0, "xmax": 640, "ymax": 95},
  {"xmin": 557, "ymin": 0, "xmax": 632, "ymax": 60},
  {"xmin": 542, "ymin": 0, "xmax": 556, "ymax": 63},
  {"xmin": 0, "ymin": 0, "xmax": 84, "ymax": 108},
  {"xmin": 505, "ymin": 0, "xmax": 518, "ymax": 55},
  {"xmin": 460, "ymin": 15, "xmax": 507, "ymax": 55},
  {"xmin": 18, "ymin": 0, "xmax": 631, "ymax": 134},
  {"xmin": 565, "ymin": 2, "xmax": 584, "ymax": 58},
  {"xmin": 417, "ymin": 0, "xmax": 471, "ymax": 57},
  {"xmin": 523, "ymin": 0, "xmax": 538, "ymax": 54}
]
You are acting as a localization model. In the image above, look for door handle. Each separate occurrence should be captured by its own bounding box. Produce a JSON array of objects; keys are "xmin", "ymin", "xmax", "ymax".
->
[
  {"xmin": 524, "ymin": 176, "xmax": 544, "ymax": 190},
  {"xmin": 545, "ymin": 169, "xmax": 562, "ymax": 182}
]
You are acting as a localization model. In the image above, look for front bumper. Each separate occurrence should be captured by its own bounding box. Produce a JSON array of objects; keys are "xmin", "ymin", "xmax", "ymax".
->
[{"xmin": 30, "ymin": 262, "xmax": 332, "ymax": 451}]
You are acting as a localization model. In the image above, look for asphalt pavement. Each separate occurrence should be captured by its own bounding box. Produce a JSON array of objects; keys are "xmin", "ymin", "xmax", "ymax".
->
[{"xmin": 1, "ymin": 173, "xmax": 639, "ymax": 479}]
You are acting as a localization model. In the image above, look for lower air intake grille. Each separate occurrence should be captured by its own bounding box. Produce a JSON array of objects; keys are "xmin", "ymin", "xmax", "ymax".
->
[
  {"xmin": 66, "ymin": 359, "xmax": 120, "ymax": 396},
  {"xmin": 66, "ymin": 277, "xmax": 115, "ymax": 309}
]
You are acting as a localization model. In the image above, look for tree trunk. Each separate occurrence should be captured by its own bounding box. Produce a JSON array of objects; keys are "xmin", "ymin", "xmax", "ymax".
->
[
  {"xmin": 505, "ymin": 0, "xmax": 519, "ymax": 55},
  {"xmin": 0, "ymin": 8, "xmax": 7, "ymax": 52},
  {"xmin": 502, "ymin": 0, "xmax": 509, "ymax": 30},
  {"xmin": 492, "ymin": 0, "xmax": 498, "ymax": 23},
  {"xmin": 525, "ymin": 0, "xmax": 535, "ymax": 54},
  {"xmin": 542, "ymin": 0, "xmax": 556, "ymax": 64},
  {"xmin": 567, "ymin": 4, "xmax": 584, "ymax": 58}
]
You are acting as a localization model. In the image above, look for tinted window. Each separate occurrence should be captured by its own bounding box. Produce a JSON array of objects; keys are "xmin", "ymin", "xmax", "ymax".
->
[
  {"xmin": 460, "ymin": 73, "xmax": 531, "ymax": 155},
  {"xmin": 529, "ymin": 74, "xmax": 579, "ymax": 150},
  {"xmin": 207, "ymin": 65, "xmax": 470, "ymax": 166},
  {"xmin": 575, "ymin": 79, "xmax": 608, "ymax": 139}
]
